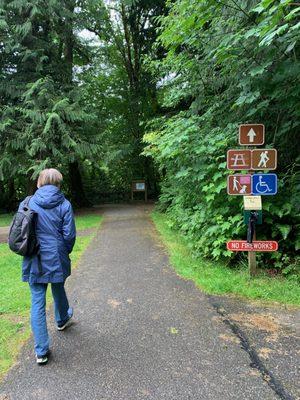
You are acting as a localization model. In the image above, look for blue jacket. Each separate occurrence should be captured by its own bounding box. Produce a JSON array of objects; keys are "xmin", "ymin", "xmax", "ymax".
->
[{"xmin": 19, "ymin": 185, "xmax": 76, "ymax": 284}]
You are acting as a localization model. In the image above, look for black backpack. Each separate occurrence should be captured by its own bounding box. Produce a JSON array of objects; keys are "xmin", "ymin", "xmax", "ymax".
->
[{"xmin": 8, "ymin": 196, "xmax": 39, "ymax": 256}]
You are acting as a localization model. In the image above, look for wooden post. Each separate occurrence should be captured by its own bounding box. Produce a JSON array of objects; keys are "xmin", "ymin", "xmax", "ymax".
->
[
  {"xmin": 248, "ymin": 228, "xmax": 257, "ymax": 276},
  {"xmin": 247, "ymin": 167, "xmax": 257, "ymax": 277}
]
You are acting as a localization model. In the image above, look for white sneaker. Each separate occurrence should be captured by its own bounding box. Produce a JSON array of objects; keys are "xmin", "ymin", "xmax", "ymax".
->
[
  {"xmin": 57, "ymin": 314, "xmax": 74, "ymax": 331},
  {"xmin": 36, "ymin": 352, "xmax": 49, "ymax": 365}
]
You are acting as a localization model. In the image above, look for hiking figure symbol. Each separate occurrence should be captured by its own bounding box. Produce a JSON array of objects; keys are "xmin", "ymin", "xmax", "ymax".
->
[{"xmin": 258, "ymin": 151, "xmax": 270, "ymax": 168}]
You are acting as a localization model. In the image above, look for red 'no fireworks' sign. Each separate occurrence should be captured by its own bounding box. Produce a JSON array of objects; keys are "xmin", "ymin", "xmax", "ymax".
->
[{"xmin": 227, "ymin": 240, "xmax": 278, "ymax": 252}]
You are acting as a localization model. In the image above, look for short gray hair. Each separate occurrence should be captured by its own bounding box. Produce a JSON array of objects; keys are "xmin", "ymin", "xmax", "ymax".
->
[{"xmin": 37, "ymin": 168, "xmax": 63, "ymax": 188}]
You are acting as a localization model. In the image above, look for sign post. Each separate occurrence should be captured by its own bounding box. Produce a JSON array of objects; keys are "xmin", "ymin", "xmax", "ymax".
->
[
  {"xmin": 131, "ymin": 180, "xmax": 147, "ymax": 202},
  {"xmin": 226, "ymin": 124, "xmax": 278, "ymax": 276},
  {"xmin": 248, "ymin": 169, "xmax": 257, "ymax": 275},
  {"xmin": 248, "ymin": 230, "xmax": 257, "ymax": 275}
]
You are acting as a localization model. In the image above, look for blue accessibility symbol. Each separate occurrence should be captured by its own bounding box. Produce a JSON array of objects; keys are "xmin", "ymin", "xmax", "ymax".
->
[{"xmin": 252, "ymin": 173, "xmax": 277, "ymax": 195}]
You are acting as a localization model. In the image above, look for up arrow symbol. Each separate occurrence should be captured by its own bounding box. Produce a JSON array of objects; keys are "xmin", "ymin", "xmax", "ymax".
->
[{"xmin": 247, "ymin": 128, "xmax": 256, "ymax": 143}]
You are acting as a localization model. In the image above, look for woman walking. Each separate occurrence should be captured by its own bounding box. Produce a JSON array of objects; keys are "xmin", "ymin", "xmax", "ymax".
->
[{"xmin": 19, "ymin": 168, "xmax": 76, "ymax": 365}]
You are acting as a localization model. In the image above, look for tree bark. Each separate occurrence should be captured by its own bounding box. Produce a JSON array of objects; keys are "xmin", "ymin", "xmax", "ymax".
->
[
  {"xmin": 63, "ymin": 0, "xmax": 75, "ymax": 86},
  {"xmin": 27, "ymin": 177, "xmax": 37, "ymax": 196},
  {"xmin": 63, "ymin": 1, "xmax": 89, "ymax": 207},
  {"xmin": 69, "ymin": 161, "xmax": 90, "ymax": 207}
]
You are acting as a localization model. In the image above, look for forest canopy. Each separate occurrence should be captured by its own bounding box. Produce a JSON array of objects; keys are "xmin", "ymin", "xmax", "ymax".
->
[{"xmin": 0, "ymin": 0, "xmax": 299, "ymax": 272}]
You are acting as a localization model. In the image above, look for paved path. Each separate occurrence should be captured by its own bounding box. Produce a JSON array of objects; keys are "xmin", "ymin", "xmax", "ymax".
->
[{"xmin": 0, "ymin": 205, "xmax": 295, "ymax": 399}]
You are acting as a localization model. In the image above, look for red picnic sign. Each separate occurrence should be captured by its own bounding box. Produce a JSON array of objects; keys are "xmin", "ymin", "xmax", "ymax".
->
[{"xmin": 227, "ymin": 240, "xmax": 278, "ymax": 252}]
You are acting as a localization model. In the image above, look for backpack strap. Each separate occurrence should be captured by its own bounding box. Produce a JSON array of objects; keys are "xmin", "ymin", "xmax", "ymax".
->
[{"xmin": 24, "ymin": 195, "xmax": 42, "ymax": 275}]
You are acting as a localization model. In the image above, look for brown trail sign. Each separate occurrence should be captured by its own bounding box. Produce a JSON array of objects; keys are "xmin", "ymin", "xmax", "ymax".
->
[
  {"xmin": 251, "ymin": 149, "xmax": 277, "ymax": 170},
  {"xmin": 239, "ymin": 124, "xmax": 265, "ymax": 145},
  {"xmin": 227, "ymin": 174, "xmax": 252, "ymax": 195},
  {"xmin": 227, "ymin": 150, "xmax": 251, "ymax": 170}
]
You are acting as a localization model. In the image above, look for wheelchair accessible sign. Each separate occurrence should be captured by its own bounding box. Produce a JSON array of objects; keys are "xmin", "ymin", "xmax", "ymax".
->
[{"xmin": 252, "ymin": 173, "xmax": 277, "ymax": 195}]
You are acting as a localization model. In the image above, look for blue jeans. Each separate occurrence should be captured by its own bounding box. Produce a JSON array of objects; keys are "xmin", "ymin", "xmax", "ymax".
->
[{"xmin": 29, "ymin": 282, "xmax": 72, "ymax": 357}]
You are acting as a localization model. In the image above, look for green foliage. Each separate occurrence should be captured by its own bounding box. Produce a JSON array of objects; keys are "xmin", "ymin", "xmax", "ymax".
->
[
  {"xmin": 0, "ymin": 213, "xmax": 13, "ymax": 227},
  {"xmin": 152, "ymin": 211, "xmax": 300, "ymax": 305},
  {"xmin": 0, "ymin": 77, "xmax": 100, "ymax": 181},
  {"xmin": 0, "ymin": 0, "xmax": 164, "ymax": 206},
  {"xmin": 144, "ymin": 115, "xmax": 243, "ymax": 260},
  {"xmin": 77, "ymin": 0, "xmax": 165, "ymax": 195},
  {"xmin": 144, "ymin": 0, "xmax": 300, "ymax": 271},
  {"xmin": 0, "ymin": 0, "xmax": 101, "ymax": 206}
]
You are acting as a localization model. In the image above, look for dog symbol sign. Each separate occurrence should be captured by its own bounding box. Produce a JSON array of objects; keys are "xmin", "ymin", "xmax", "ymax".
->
[
  {"xmin": 252, "ymin": 173, "xmax": 277, "ymax": 195},
  {"xmin": 227, "ymin": 174, "xmax": 252, "ymax": 195}
]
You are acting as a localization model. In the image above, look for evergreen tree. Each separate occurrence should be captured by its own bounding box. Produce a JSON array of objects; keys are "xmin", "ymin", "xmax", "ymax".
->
[{"xmin": 0, "ymin": 0, "xmax": 100, "ymax": 206}]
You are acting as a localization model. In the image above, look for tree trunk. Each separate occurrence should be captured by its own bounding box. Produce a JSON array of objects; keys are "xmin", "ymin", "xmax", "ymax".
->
[
  {"xmin": 27, "ymin": 177, "xmax": 37, "ymax": 196},
  {"xmin": 63, "ymin": 2, "xmax": 90, "ymax": 207},
  {"xmin": 6, "ymin": 178, "xmax": 19, "ymax": 211},
  {"xmin": 69, "ymin": 161, "xmax": 90, "ymax": 207},
  {"xmin": 64, "ymin": 0, "xmax": 75, "ymax": 86},
  {"xmin": 0, "ymin": 180, "xmax": 5, "ymax": 210}
]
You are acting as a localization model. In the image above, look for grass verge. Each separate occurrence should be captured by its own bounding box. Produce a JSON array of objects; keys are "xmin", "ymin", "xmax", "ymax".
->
[
  {"xmin": 75, "ymin": 213, "xmax": 102, "ymax": 230},
  {"xmin": 0, "ymin": 212, "xmax": 102, "ymax": 230},
  {"xmin": 152, "ymin": 212, "xmax": 300, "ymax": 306},
  {"xmin": 0, "ymin": 213, "xmax": 13, "ymax": 227},
  {"xmin": 0, "ymin": 215, "xmax": 102, "ymax": 380}
]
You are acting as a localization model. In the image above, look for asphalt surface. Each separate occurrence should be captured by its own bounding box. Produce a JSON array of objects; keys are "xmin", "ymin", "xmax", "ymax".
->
[
  {"xmin": 0, "ymin": 204, "xmax": 296, "ymax": 400},
  {"xmin": 207, "ymin": 294, "xmax": 299, "ymax": 400}
]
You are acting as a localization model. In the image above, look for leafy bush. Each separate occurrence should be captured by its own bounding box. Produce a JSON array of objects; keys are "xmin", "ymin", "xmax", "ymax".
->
[{"xmin": 144, "ymin": 0, "xmax": 300, "ymax": 272}]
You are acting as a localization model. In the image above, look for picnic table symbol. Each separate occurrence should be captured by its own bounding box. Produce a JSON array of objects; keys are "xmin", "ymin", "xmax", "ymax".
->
[{"xmin": 231, "ymin": 153, "xmax": 247, "ymax": 168}]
